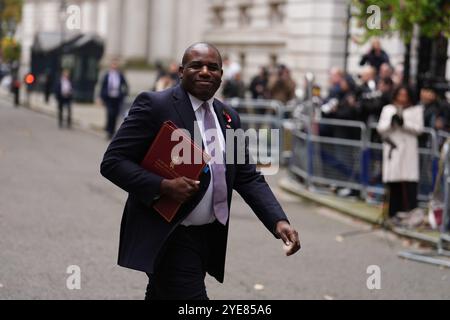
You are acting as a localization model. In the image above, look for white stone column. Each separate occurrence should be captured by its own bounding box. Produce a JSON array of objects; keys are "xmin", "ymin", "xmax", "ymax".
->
[
  {"xmin": 121, "ymin": 0, "xmax": 149, "ymax": 61},
  {"xmin": 20, "ymin": 0, "xmax": 36, "ymax": 67},
  {"xmin": 80, "ymin": 1, "xmax": 93, "ymax": 33},
  {"xmin": 96, "ymin": 0, "xmax": 108, "ymax": 38},
  {"xmin": 173, "ymin": 0, "xmax": 209, "ymax": 60},
  {"xmin": 88, "ymin": 0, "xmax": 100, "ymax": 34},
  {"xmin": 148, "ymin": 0, "xmax": 176, "ymax": 63},
  {"xmin": 105, "ymin": 0, "xmax": 123, "ymax": 60},
  {"xmin": 285, "ymin": 0, "xmax": 349, "ymax": 91},
  {"xmin": 39, "ymin": 1, "xmax": 61, "ymax": 32}
]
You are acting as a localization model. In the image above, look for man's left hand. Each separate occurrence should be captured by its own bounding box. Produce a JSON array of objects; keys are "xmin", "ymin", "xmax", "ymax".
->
[{"xmin": 275, "ymin": 221, "xmax": 301, "ymax": 256}]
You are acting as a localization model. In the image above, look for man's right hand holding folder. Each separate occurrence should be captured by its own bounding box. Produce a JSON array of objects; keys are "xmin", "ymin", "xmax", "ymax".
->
[
  {"xmin": 140, "ymin": 120, "xmax": 210, "ymax": 222},
  {"xmin": 160, "ymin": 177, "xmax": 200, "ymax": 203}
]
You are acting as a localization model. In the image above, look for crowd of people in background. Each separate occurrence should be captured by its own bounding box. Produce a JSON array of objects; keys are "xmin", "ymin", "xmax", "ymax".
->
[{"xmin": 148, "ymin": 40, "xmax": 450, "ymax": 147}]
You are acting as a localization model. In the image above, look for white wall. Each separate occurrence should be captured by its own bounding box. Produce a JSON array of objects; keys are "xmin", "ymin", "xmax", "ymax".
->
[{"xmin": 286, "ymin": 0, "xmax": 348, "ymax": 91}]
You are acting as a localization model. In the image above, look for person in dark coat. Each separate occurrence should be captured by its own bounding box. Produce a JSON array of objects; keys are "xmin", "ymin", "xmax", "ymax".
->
[
  {"xmin": 359, "ymin": 39, "xmax": 390, "ymax": 74},
  {"xmin": 54, "ymin": 69, "xmax": 73, "ymax": 129},
  {"xmin": 100, "ymin": 59, "xmax": 129, "ymax": 139}
]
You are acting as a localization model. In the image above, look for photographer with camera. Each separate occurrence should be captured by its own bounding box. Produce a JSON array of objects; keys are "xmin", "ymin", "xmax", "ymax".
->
[{"xmin": 377, "ymin": 86, "xmax": 424, "ymax": 219}]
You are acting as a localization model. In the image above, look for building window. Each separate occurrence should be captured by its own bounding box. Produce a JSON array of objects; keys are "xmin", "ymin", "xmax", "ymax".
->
[
  {"xmin": 269, "ymin": 2, "xmax": 285, "ymax": 25},
  {"xmin": 238, "ymin": 5, "xmax": 251, "ymax": 26},
  {"xmin": 212, "ymin": 6, "xmax": 225, "ymax": 27}
]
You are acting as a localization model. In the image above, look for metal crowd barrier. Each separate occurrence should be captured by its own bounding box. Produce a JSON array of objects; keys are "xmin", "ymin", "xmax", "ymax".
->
[
  {"xmin": 397, "ymin": 139, "xmax": 450, "ymax": 268},
  {"xmin": 290, "ymin": 116, "xmax": 368, "ymax": 196},
  {"xmin": 289, "ymin": 115, "xmax": 440, "ymax": 205},
  {"xmin": 225, "ymin": 98, "xmax": 287, "ymax": 165},
  {"xmin": 366, "ymin": 123, "xmax": 439, "ymax": 203}
]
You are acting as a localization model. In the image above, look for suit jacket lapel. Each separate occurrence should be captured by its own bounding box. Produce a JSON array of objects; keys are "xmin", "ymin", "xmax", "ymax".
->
[{"xmin": 172, "ymin": 85, "xmax": 197, "ymax": 137}]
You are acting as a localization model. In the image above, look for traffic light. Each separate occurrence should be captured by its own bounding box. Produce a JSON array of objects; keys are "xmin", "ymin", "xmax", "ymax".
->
[{"xmin": 24, "ymin": 73, "xmax": 35, "ymax": 86}]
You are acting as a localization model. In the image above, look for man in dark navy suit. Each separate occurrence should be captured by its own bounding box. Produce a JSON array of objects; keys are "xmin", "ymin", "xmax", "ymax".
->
[
  {"xmin": 100, "ymin": 43, "xmax": 300, "ymax": 300},
  {"xmin": 54, "ymin": 69, "xmax": 73, "ymax": 129},
  {"xmin": 100, "ymin": 59, "xmax": 129, "ymax": 139}
]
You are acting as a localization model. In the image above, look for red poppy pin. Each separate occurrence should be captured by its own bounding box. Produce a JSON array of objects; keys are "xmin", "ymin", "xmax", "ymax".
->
[{"xmin": 223, "ymin": 110, "xmax": 232, "ymax": 129}]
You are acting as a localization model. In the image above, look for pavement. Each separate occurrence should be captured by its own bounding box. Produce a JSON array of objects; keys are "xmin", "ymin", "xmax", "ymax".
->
[
  {"xmin": 1, "ymin": 97, "xmax": 450, "ymax": 299},
  {"xmin": 279, "ymin": 177, "xmax": 442, "ymax": 245}
]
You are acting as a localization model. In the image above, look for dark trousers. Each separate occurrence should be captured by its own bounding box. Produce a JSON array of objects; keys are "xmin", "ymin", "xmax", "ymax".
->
[
  {"xmin": 145, "ymin": 223, "xmax": 216, "ymax": 300},
  {"xmin": 105, "ymin": 98, "xmax": 122, "ymax": 139},
  {"xmin": 13, "ymin": 87, "xmax": 20, "ymax": 107},
  {"xmin": 387, "ymin": 182, "xmax": 418, "ymax": 217},
  {"xmin": 58, "ymin": 98, "xmax": 72, "ymax": 128}
]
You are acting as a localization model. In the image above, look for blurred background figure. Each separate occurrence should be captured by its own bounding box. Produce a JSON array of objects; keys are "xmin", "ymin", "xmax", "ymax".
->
[
  {"xmin": 54, "ymin": 70, "xmax": 73, "ymax": 129},
  {"xmin": 153, "ymin": 61, "xmax": 180, "ymax": 92},
  {"xmin": 44, "ymin": 68, "xmax": 54, "ymax": 104},
  {"xmin": 327, "ymin": 67, "xmax": 344, "ymax": 100},
  {"xmin": 378, "ymin": 63, "xmax": 393, "ymax": 82},
  {"xmin": 325, "ymin": 76, "xmax": 359, "ymax": 139},
  {"xmin": 153, "ymin": 60, "xmax": 165, "ymax": 87},
  {"xmin": 360, "ymin": 77, "xmax": 394, "ymax": 125},
  {"xmin": 356, "ymin": 66, "xmax": 377, "ymax": 100},
  {"xmin": 168, "ymin": 61, "xmax": 180, "ymax": 86},
  {"xmin": 222, "ymin": 55, "xmax": 241, "ymax": 81},
  {"xmin": 10, "ymin": 73, "xmax": 20, "ymax": 107},
  {"xmin": 154, "ymin": 71, "xmax": 174, "ymax": 92},
  {"xmin": 249, "ymin": 67, "xmax": 269, "ymax": 100},
  {"xmin": 100, "ymin": 59, "xmax": 129, "ymax": 139},
  {"xmin": 421, "ymin": 84, "xmax": 450, "ymax": 131},
  {"xmin": 421, "ymin": 84, "xmax": 450, "ymax": 148},
  {"xmin": 377, "ymin": 86, "xmax": 423, "ymax": 220},
  {"xmin": 268, "ymin": 64, "xmax": 296, "ymax": 104},
  {"xmin": 392, "ymin": 63, "xmax": 404, "ymax": 86},
  {"xmin": 222, "ymin": 72, "xmax": 245, "ymax": 99},
  {"xmin": 221, "ymin": 55, "xmax": 242, "ymax": 99},
  {"xmin": 359, "ymin": 38, "xmax": 390, "ymax": 75}
]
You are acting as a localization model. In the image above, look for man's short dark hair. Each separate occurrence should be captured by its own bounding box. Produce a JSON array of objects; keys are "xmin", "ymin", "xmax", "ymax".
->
[
  {"xmin": 182, "ymin": 42, "xmax": 223, "ymax": 67},
  {"xmin": 380, "ymin": 77, "xmax": 394, "ymax": 87}
]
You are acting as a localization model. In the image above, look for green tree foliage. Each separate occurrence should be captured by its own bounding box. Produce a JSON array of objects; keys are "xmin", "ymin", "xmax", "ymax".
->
[
  {"xmin": 352, "ymin": 0, "xmax": 450, "ymax": 43},
  {"xmin": 0, "ymin": 0, "xmax": 22, "ymax": 37},
  {"xmin": 1, "ymin": 36, "xmax": 20, "ymax": 62},
  {"xmin": 0, "ymin": 0, "xmax": 22, "ymax": 62}
]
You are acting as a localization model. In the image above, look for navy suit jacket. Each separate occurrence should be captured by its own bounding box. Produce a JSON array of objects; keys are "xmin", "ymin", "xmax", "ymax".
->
[
  {"xmin": 100, "ymin": 71, "xmax": 129, "ymax": 102},
  {"xmin": 54, "ymin": 79, "xmax": 73, "ymax": 102},
  {"xmin": 100, "ymin": 85, "xmax": 288, "ymax": 282}
]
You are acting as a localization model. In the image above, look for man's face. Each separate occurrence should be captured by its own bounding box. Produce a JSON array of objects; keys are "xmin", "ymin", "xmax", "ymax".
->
[
  {"xmin": 179, "ymin": 46, "xmax": 223, "ymax": 101},
  {"xmin": 420, "ymin": 89, "xmax": 436, "ymax": 105},
  {"xmin": 395, "ymin": 89, "xmax": 411, "ymax": 108},
  {"xmin": 372, "ymin": 40, "xmax": 381, "ymax": 53}
]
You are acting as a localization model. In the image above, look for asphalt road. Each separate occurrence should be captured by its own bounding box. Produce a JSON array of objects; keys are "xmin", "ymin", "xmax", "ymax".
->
[{"xmin": 0, "ymin": 99, "xmax": 449, "ymax": 300}]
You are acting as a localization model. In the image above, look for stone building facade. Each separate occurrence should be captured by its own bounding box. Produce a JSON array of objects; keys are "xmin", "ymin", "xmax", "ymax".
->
[{"xmin": 19, "ymin": 0, "xmax": 449, "ymax": 92}]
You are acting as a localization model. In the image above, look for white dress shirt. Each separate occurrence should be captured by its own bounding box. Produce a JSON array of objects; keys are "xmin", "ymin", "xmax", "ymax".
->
[
  {"xmin": 107, "ymin": 70, "xmax": 121, "ymax": 98},
  {"xmin": 61, "ymin": 78, "xmax": 72, "ymax": 97},
  {"xmin": 181, "ymin": 93, "xmax": 226, "ymax": 226}
]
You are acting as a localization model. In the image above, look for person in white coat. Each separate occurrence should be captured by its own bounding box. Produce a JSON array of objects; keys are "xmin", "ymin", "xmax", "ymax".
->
[{"xmin": 377, "ymin": 85, "xmax": 424, "ymax": 218}]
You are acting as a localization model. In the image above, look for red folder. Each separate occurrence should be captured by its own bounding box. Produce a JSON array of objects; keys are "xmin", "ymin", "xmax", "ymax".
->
[{"xmin": 140, "ymin": 120, "xmax": 210, "ymax": 222}]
